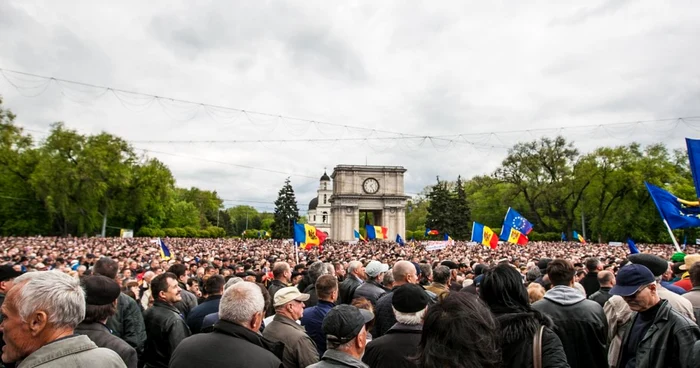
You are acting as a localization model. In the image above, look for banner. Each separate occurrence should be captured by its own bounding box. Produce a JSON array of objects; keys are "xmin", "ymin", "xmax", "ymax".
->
[
  {"xmin": 424, "ymin": 241, "xmax": 447, "ymax": 251},
  {"xmin": 120, "ymin": 229, "xmax": 133, "ymax": 238},
  {"xmin": 608, "ymin": 241, "xmax": 623, "ymax": 246}
]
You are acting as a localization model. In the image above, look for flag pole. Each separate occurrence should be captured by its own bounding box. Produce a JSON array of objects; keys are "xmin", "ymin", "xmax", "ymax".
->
[
  {"xmin": 295, "ymin": 242, "xmax": 299, "ymax": 265},
  {"xmin": 662, "ymin": 219, "xmax": 683, "ymax": 253}
]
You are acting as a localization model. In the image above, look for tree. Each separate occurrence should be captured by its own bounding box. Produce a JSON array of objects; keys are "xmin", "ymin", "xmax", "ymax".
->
[
  {"xmin": 271, "ymin": 177, "xmax": 299, "ymax": 239},
  {"xmin": 451, "ymin": 175, "xmax": 471, "ymax": 239},
  {"xmin": 425, "ymin": 176, "xmax": 454, "ymax": 236},
  {"xmin": 166, "ymin": 201, "xmax": 200, "ymax": 228}
]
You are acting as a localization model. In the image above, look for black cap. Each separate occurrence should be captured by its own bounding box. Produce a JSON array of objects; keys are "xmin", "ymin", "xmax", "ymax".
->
[
  {"xmin": 0, "ymin": 265, "xmax": 22, "ymax": 281},
  {"xmin": 610, "ymin": 264, "xmax": 655, "ymax": 297},
  {"xmin": 323, "ymin": 305, "xmax": 374, "ymax": 344},
  {"xmin": 628, "ymin": 254, "xmax": 667, "ymax": 277},
  {"xmin": 441, "ymin": 261, "xmax": 459, "ymax": 270},
  {"xmin": 392, "ymin": 284, "xmax": 429, "ymax": 313},
  {"xmin": 537, "ymin": 258, "xmax": 552, "ymax": 272},
  {"xmin": 82, "ymin": 275, "xmax": 121, "ymax": 306}
]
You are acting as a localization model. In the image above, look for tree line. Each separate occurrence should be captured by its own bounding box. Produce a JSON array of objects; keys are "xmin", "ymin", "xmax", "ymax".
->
[{"xmin": 411, "ymin": 136, "xmax": 695, "ymax": 244}]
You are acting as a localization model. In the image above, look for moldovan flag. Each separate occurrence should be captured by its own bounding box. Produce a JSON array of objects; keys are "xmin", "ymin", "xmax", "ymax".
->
[
  {"xmin": 365, "ymin": 225, "xmax": 388, "ymax": 240},
  {"xmin": 425, "ymin": 228, "xmax": 439, "ymax": 236},
  {"xmin": 151, "ymin": 238, "xmax": 172, "ymax": 260},
  {"xmin": 507, "ymin": 228, "xmax": 528, "ymax": 245},
  {"xmin": 573, "ymin": 230, "xmax": 586, "ymax": 244},
  {"xmin": 294, "ymin": 223, "xmax": 326, "ymax": 249},
  {"xmin": 354, "ymin": 229, "xmax": 367, "ymax": 242},
  {"xmin": 471, "ymin": 222, "xmax": 498, "ymax": 249}
]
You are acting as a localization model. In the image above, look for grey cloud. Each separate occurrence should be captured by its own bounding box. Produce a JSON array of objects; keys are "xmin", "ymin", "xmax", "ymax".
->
[{"xmin": 550, "ymin": 0, "xmax": 633, "ymax": 26}]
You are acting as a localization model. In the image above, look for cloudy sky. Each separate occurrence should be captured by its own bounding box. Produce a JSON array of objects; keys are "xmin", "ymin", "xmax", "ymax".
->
[{"xmin": 1, "ymin": 1, "xmax": 700, "ymax": 212}]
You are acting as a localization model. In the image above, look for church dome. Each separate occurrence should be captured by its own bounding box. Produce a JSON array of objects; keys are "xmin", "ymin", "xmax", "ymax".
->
[
  {"xmin": 308, "ymin": 197, "xmax": 319, "ymax": 210},
  {"xmin": 320, "ymin": 172, "xmax": 331, "ymax": 182}
]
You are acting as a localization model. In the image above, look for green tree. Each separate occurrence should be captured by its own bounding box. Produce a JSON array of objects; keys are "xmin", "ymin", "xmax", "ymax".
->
[
  {"xmin": 451, "ymin": 175, "xmax": 471, "ymax": 239},
  {"xmin": 166, "ymin": 200, "xmax": 200, "ymax": 228},
  {"xmin": 425, "ymin": 177, "xmax": 454, "ymax": 236},
  {"xmin": 271, "ymin": 177, "xmax": 299, "ymax": 239}
]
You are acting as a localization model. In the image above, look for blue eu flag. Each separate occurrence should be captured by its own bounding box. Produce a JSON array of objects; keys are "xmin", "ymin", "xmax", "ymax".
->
[{"xmin": 645, "ymin": 182, "xmax": 700, "ymax": 229}]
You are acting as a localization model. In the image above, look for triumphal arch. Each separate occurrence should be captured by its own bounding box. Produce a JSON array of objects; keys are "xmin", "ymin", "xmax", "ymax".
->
[{"xmin": 329, "ymin": 165, "xmax": 408, "ymax": 241}]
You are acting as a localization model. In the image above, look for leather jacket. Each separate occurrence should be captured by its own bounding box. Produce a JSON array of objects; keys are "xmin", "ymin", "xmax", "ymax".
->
[
  {"xmin": 617, "ymin": 300, "xmax": 700, "ymax": 368},
  {"xmin": 143, "ymin": 301, "xmax": 191, "ymax": 368}
]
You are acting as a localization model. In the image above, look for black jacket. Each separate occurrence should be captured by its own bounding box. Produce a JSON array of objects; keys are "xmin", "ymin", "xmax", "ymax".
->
[
  {"xmin": 105, "ymin": 292, "xmax": 147, "ymax": 354},
  {"xmin": 268, "ymin": 279, "xmax": 288, "ymax": 301},
  {"xmin": 588, "ymin": 287, "xmax": 613, "ymax": 308},
  {"xmin": 338, "ymin": 275, "xmax": 362, "ymax": 305},
  {"xmin": 75, "ymin": 321, "xmax": 138, "ymax": 368},
  {"xmin": 496, "ymin": 310, "xmax": 570, "ymax": 368},
  {"xmin": 531, "ymin": 286, "xmax": 608, "ymax": 368},
  {"xmin": 373, "ymin": 288, "xmax": 397, "ymax": 338},
  {"xmin": 618, "ymin": 300, "xmax": 700, "ymax": 368},
  {"xmin": 170, "ymin": 320, "xmax": 283, "ymax": 368},
  {"xmin": 353, "ymin": 279, "xmax": 388, "ymax": 306},
  {"xmin": 143, "ymin": 301, "xmax": 191, "ymax": 368},
  {"xmin": 580, "ymin": 272, "xmax": 600, "ymax": 297},
  {"xmin": 186, "ymin": 295, "xmax": 221, "ymax": 334},
  {"xmin": 173, "ymin": 282, "xmax": 198, "ymax": 319},
  {"xmin": 362, "ymin": 323, "xmax": 421, "ymax": 368},
  {"xmin": 304, "ymin": 283, "xmax": 320, "ymax": 308}
]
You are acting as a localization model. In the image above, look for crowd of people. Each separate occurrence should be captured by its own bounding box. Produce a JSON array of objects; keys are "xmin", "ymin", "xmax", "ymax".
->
[{"xmin": 0, "ymin": 235, "xmax": 699, "ymax": 367}]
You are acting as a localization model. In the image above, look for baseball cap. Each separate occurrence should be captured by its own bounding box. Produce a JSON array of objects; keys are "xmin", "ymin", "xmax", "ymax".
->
[
  {"xmin": 323, "ymin": 305, "xmax": 374, "ymax": 344},
  {"xmin": 392, "ymin": 284, "xmax": 429, "ymax": 313},
  {"xmin": 83, "ymin": 275, "xmax": 121, "ymax": 306},
  {"xmin": 273, "ymin": 286, "xmax": 310, "ymax": 307},
  {"xmin": 0, "ymin": 265, "xmax": 22, "ymax": 281},
  {"xmin": 609, "ymin": 264, "xmax": 655, "ymax": 297},
  {"xmin": 365, "ymin": 261, "xmax": 389, "ymax": 278},
  {"xmin": 671, "ymin": 252, "xmax": 686, "ymax": 263}
]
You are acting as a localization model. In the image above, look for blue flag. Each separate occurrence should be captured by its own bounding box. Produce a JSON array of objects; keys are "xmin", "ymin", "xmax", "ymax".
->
[
  {"xmin": 686, "ymin": 138, "xmax": 700, "ymax": 198},
  {"xmin": 627, "ymin": 238, "xmax": 640, "ymax": 254},
  {"xmin": 499, "ymin": 208, "xmax": 533, "ymax": 240},
  {"xmin": 561, "ymin": 232, "xmax": 567, "ymax": 241},
  {"xmin": 396, "ymin": 234, "xmax": 405, "ymax": 246},
  {"xmin": 158, "ymin": 238, "xmax": 171, "ymax": 260},
  {"xmin": 645, "ymin": 182, "xmax": 700, "ymax": 229}
]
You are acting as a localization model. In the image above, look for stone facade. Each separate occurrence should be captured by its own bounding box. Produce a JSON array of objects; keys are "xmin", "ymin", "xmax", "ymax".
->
[{"xmin": 307, "ymin": 172, "xmax": 332, "ymax": 237}]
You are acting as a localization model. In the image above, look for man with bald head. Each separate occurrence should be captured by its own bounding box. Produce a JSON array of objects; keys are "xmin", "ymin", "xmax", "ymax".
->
[
  {"xmin": 588, "ymin": 270, "xmax": 615, "ymax": 308},
  {"xmin": 373, "ymin": 260, "xmax": 422, "ymax": 338}
]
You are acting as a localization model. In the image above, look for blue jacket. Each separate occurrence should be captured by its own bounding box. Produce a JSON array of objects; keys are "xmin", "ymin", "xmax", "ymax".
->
[
  {"xmin": 661, "ymin": 280, "xmax": 686, "ymax": 295},
  {"xmin": 186, "ymin": 295, "xmax": 222, "ymax": 334},
  {"xmin": 301, "ymin": 300, "xmax": 335, "ymax": 356}
]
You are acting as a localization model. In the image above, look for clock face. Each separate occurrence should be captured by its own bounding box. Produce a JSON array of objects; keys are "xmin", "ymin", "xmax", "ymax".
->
[{"xmin": 363, "ymin": 178, "xmax": 379, "ymax": 194}]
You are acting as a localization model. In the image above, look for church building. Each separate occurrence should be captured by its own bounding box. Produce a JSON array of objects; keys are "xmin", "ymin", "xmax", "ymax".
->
[{"xmin": 307, "ymin": 171, "xmax": 332, "ymax": 237}]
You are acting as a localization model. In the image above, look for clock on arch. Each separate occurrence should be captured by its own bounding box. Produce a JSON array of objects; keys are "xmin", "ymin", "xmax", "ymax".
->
[{"xmin": 362, "ymin": 178, "xmax": 379, "ymax": 194}]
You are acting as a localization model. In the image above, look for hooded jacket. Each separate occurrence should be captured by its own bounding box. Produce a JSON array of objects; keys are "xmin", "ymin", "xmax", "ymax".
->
[
  {"xmin": 532, "ymin": 286, "xmax": 608, "ymax": 368},
  {"xmin": 496, "ymin": 310, "xmax": 570, "ymax": 368}
]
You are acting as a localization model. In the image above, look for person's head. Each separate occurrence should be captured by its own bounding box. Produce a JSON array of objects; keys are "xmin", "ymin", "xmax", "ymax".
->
[
  {"xmin": 432, "ymin": 265, "xmax": 451, "ymax": 286},
  {"xmin": 382, "ymin": 271, "xmax": 395, "ymax": 290},
  {"xmin": 689, "ymin": 261, "xmax": 700, "ymax": 288},
  {"xmin": 316, "ymin": 275, "xmax": 338, "ymax": 302},
  {"xmin": 574, "ymin": 270, "xmax": 586, "ymax": 282},
  {"xmin": 351, "ymin": 297, "xmax": 375, "ymax": 333},
  {"xmin": 597, "ymin": 271, "xmax": 615, "ymax": 288},
  {"xmin": 272, "ymin": 262, "xmax": 291, "ymax": 283},
  {"xmin": 204, "ymin": 275, "xmax": 225, "ymax": 296},
  {"xmin": 391, "ymin": 284, "xmax": 429, "ymax": 326},
  {"xmin": 365, "ymin": 261, "xmax": 389, "ymax": 282},
  {"xmin": 585, "ymin": 257, "xmax": 602, "ymax": 272},
  {"xmin": 167, "ymin": 264, "xmax": 188, "ymax": 283},
  {"xmin": 224, "ymin": 277, "xmax": 243, "ymax": 290},
  {"xmin": 334, "ymin": 262, "xmax": 346, "ymax": 278},
  {"xmin": 480, "ymin": 263, "xmax": 529, "ymax": 314},
  {"xmin": 348, "ymin": 261, "xmax": 366, "ymax": 280},
  {"xmin": 82, "ymin": 275, "xmax": 121, "ymax": 323},
  {"xmin": 1, "ymin": 271, "xmax": 85, "ymax": 363},
  {"xmin": 0, "ymin": 265, "xmax": 22, "ymax": 295},
  {"xmin": 273, "ymin": 287, "xmax": 309, "ymax": 321},
  {"xmin": 92, "ymin": 257, "xmax": 119, "ymax": 280},
  {"xmin": 546, "ymin": 259, "xmax": 575, "ymax": 287},
  {"xmin": 416, "ymin": 292, "xmax": 500, "ymax": 368},
  {"xmin": 142, "ymin": 271, "xmax": 155, "ymax": 284},
  {"xmin": 219, "ymin": 281, "xmax": 265, "ymax": 332},
  {"xmin": 308, "ymin": 261, "xmax": 328, "ymax": 284},
  {"xmin": 419, "ymin": 264, "xmax": 432, "ymax": 284},
  {"xmin": 323, "ymin": 305, "xmax": 374, "ymax": 359},
  {"xmin": 525, "ymin": 267, "xmax": 540, "ymax": 283},
  {"xmin": 527, "ymin": 283, "xmax": 545, "ymax": 304},
  {"xmin": 150, "ymin": 272, "xmax": 182, "ymax": 304},
  {"xmin": 610, "ymin": 264, "xmax": 659, "ymax": 312},
  {"xmin": 392, "ymin": 261, "xmax": 418, "ymax": 286}
]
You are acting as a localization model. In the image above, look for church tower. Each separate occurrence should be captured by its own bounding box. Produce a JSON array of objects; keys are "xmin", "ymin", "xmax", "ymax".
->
[{"xmin": 307, "ymin": 171, "xmax": 332, "ymax": 236}]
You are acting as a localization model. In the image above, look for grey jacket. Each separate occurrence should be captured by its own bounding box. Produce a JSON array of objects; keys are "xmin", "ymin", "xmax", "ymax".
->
[
  {"xmin": 307, "ymin": 349, "xmax": 368, "ymax": 368},
  {"xmin": 17, "ymin": 335, "xmax": 125, "ymax": 368},
  {"xmin": 173, "ymin": 283, "xmax": 198, "ymax": 319},
  {"xmin": 75, "ymin": 322, "xmax": 137, "ymax": 368},
  {"xmin": 617, "ymin": 300, "xmax": 700, "ymax": 368},
  {"xmin": 683, "ymin": 286, "xmax": 700, "ymax": 307},
  {"xmin": 262, "ymin": 314, "xmax": 319, "ymax": 368},
  {"xmin": 352, "ymin": 280, "xmax": 387, "ymax": 306}
]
